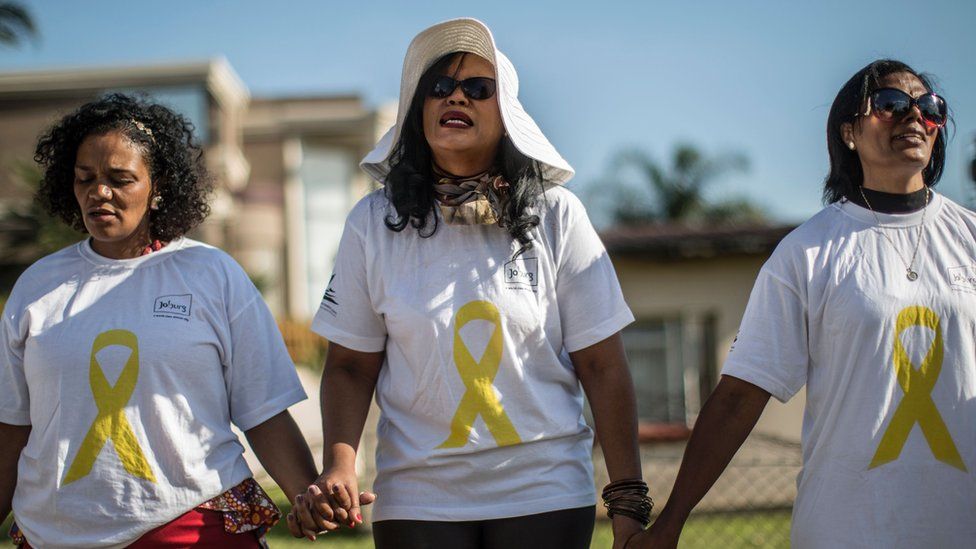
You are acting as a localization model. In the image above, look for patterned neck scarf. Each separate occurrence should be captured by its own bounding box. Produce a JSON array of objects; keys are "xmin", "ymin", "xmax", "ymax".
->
[{"xmin": 433, "ymin": 165, "xmax": 511, "ymax": 226}]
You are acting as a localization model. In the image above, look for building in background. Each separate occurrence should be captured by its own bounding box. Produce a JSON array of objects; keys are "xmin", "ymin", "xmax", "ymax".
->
[
  {"xmin": 0, "ymin": 59, "xmax": 390, "ymax": 317},
  {"xmin": 0, "ymin": 58, "xmax": 249, "ymax": 240},
  {"xmin": 601, "ymin": 223, "xmax": 805, "ymax": 442},
  {"xmin": 240, "ymin": 95, "xmax": 392, "ymax": 317}
]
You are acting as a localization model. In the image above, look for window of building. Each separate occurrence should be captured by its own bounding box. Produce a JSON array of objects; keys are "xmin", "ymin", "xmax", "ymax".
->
[
  {"xmin": 301, "ymin": 142, "xmax": 355, "ymax": 316},
  {"xmin": 621, "ymin": 314, "xmax": 719, "ymax": 432},
  {"xmin": 622, "ymin": 318, "xmax": 686, "ymax": 424}
]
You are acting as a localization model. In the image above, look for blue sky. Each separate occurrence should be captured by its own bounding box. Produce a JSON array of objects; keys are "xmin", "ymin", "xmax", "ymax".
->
[{"xmin": 4, "ymin": 0, "xmax": 976, "ymax": 224}]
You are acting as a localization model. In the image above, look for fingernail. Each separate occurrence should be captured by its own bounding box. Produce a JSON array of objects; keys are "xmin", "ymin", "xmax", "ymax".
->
[
  {"xmin": 332, "ymin": 485, "xmax": 340, "ymax": 493},
  {"xmin": 356, "ymin": 513, "xmax": 363, "ymax": 522}
]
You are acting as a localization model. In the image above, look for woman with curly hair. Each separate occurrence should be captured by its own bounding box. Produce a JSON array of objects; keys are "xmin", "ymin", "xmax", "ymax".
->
[
  {"xmin": 292, "ymin": 19, "xmax": 646, "ymax": 549},
  {"xmin": 0, "ymin": 93, "xmax": 328, "ymax": 547}
]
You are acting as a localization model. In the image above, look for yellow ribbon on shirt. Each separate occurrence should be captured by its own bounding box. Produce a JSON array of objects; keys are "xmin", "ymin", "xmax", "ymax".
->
[
  {"xmin": 438, "ymin": 301, "xmax": 521, "ymax": 448},
  {"xmin": 869, "ymin": 306, "xmax": 967, "ymax": 472},
  {"xmin": 63, "ymin": 329, "xmax": 156, "ymax": 485}
]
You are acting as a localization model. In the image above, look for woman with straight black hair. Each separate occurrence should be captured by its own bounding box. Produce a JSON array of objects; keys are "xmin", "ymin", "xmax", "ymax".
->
[
  {"xmin": 290, "ymin": 17, "xmax": 648, "ymax": 549},
  {"xmin": 382, "ymin": 51, "xmax": 546, "ymax": 252},
  {"xmin": 823, "ymin": 59, "xmax": 948, "ymax": 204},
  {"xmin": 635, "ymin": 59, "xmax": 976, "ymax": 549}
]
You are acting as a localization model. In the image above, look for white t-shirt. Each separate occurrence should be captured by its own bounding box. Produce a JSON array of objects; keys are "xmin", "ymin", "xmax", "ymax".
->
[
  {"xmin": 723, "ymin": 193, "xmax": 976, "ymax": 549},
  {"xmin": 0, "ymin": 238, "xmax": 306, "ymax": 549},
  {"xmin": 311, "ymin": 186, "xmax": 633, "ymax": 521}
]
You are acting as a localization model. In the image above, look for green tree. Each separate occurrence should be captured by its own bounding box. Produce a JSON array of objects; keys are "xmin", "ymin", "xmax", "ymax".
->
[
  {"xmin": 0, "ymin": 2, "xmax": 36, "ymax": 48},
  {"xmin": 0, "ymin": 162, "xmax": 83, "ymax": 293},
  {"xmin": 601, "ymin": 144, "xmax": 766, "ymax": 226}
]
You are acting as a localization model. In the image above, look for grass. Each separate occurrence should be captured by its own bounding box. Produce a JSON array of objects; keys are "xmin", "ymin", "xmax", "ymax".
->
[
  {"xmin": 670, "ymin": 510, "xmax": 792, "ymax": 549},
  {"xmin": 267, "ymin": 513, "xmax": 791, "ymax": 548},
  {"xmin": 3, "ymin": 488, "xmax": 791, "ymax": 548},
  {"xmin": 265, "ymin": 482, "xmax": 792, "ymax": 549}
]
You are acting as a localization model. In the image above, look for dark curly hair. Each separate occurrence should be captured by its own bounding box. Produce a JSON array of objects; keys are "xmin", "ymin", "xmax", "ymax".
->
[
  {"xmin": 34, "ymin": 93, "xmax": 213, "ymax": 241},
  {"xmin": 384, "ymin": 52, "xmax": 549, "ymax": 252},
  {"xmin": 823, "ymin": 59, "xmax": 951, "ymax": 204}
]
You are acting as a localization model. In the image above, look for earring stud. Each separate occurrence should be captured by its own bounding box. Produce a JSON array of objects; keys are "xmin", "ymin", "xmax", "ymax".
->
[{"xmin": 847, "ymin": 142, "xmax": 856, "ymax": 151}]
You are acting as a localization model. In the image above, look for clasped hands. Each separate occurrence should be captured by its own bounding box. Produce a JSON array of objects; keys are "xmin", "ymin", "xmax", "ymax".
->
[{"xmin": 286, "ymin": 467, "xmax": 376, "ymax": 541}]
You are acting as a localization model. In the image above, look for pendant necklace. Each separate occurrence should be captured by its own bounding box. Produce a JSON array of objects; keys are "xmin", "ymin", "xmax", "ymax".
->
[{"xmin": 858, "ymin": 185, "xmax": 929, "ymax": 282}]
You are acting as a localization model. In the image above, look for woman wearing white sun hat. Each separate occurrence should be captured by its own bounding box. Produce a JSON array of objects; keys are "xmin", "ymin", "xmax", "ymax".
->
[{"xmin": 293, "ymin": 18, "xmax": 648, "ymax": 548}]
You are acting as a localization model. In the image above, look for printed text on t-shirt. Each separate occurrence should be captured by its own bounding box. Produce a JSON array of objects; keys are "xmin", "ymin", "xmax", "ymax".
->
[
  {"xmin": 153, "ymin": 294, "xmax": 192, "ymax": 321},
  {"xmin": 948, "ymin": 265, "xmax": 976, "ymax": 294},
  {"xmin": 504, "ymin": 257, "xmax": 539, "ymax": 291}
]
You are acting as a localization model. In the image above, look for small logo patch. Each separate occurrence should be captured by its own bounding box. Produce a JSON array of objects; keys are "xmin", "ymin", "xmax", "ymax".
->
[
  {"xmin": 153, "ymin": 294, "xmax": 192, "ymax": 321},
  {"xmin": 504, "ymin": 257, "xmax": 539, "ymax": 291},
  {"xmin": 320, "ymin": 274, "xmax": 338, "ymax": 317},
  {"xmin": 948, "ymin": 265, "xmax": 976, "ymax": 294}
]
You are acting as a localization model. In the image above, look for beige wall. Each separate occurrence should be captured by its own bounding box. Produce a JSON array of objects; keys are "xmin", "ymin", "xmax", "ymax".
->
[
  {"xmin": 0, "ymin": 97, "xmax": 93, "ymax": 201},
  {"xmin": 613, "ymin": 254, "xmax": 805, "ymax": 442},
  {"xmin": 233, "ymin": 138, "xmax": 286, "ymax": 315}
]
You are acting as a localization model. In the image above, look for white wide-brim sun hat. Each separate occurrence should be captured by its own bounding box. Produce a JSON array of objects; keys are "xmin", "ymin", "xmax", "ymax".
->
[{"xmin": 361, "ymin": 17, "xmax": 574, "ymax": 185}]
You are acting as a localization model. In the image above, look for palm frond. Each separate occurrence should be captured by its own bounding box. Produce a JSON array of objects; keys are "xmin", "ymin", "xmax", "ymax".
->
[{"xmin": 0, "ymin": 2, "xmax": 37, "ymax": 47}]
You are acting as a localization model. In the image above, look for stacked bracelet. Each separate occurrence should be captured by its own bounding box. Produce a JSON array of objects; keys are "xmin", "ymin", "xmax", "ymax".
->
[{"xmin": 602, "ymin": 478, "xmax": 653, "ymax": 527}]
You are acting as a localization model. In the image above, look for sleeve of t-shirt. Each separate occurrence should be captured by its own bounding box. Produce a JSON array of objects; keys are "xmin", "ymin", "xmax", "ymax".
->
[
  {"xmin": 721, "ymin": 251, "xmax": 809, "ymax": 403},
  {"xmin": 554, "ymin": 191, "xmax": 635, "ymax": 352},
  {"xmin": 222, "ymin": 269, "xmax": 307, "ymax": 432},
  {"xmin": 0, "ymin": 302, "xmax": 30, "ymax": 426},
  {"xmin": 310, "ymin": 203, "xmax": 387, "ymax": 353}
]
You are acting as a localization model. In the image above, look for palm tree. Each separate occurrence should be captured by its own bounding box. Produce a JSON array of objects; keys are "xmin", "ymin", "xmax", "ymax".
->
[
  {"xmin": 0, "ymin": 162, "xmax": 82, "ymax": 274},
  {"xmin": 602, "ymin": 143, "xmax": 765, "ymax": 226},
  {"xmin": 0, "ymin": 2, "xmax": 36, "ymax": 49}
]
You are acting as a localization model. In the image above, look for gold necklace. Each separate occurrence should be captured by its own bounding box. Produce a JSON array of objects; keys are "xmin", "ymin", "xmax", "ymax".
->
[{"xmin": 857, "ymin": 185, "xmax": 929, "ymax": 282}]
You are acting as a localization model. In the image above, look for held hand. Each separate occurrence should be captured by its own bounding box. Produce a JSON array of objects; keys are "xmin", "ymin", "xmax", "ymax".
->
[
  {"xmin": 286, "ymin": 492, "xmax": 334, "ymax": 541},
  {"xmin": 612, "ymin": 515, "xmax": 646, "ymax": 549},
  {"xmin": 624, "ymin": 516, "xmax": 683, "ymax": 549},
  {"xmin": 286, "ymin": 486, "xmax": 377, "ymax": 539},
  {"xmin": 307, "ymin": 466, "xmax": 376, "ymax": 529}
]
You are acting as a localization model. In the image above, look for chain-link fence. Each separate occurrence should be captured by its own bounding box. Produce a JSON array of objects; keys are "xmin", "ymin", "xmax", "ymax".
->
[{"xmin": 595, "ymin": 433, "xmax": 801, "ymax": 548}]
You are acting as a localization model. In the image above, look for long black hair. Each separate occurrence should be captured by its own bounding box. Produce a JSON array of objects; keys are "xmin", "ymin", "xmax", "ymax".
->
[
  {"xmin": 823, "ymin": 59, "xmax": 949, "ymax": 204},
  {"xmin": 34, "ymin": 93, "xmax": 212, "ymax": 240},
  {"xmin": 383, "ymin": 52, "xmax": 549, "ymax": 251}
]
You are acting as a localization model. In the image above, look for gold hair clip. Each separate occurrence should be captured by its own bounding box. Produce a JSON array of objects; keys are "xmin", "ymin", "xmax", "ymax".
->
[{"xmin": 131, "ymin": 119, "xmax": 155, "ymax": 143}]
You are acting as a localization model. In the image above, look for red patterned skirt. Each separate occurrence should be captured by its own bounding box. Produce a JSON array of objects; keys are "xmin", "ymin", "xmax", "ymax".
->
[{"xmin": 10, "ymin": 478, "xmax": 280, "ymax": 548}]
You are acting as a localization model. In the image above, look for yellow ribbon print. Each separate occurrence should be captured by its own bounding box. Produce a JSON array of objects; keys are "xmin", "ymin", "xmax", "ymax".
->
[
  {"xmin": 63, "ymin": 329, "xmax": 156, "ymax": 485},
  {"xmin": 438, "ymin": 301, "xmax": 521, "ymax": 448},
  {"xmin": 869, "ymin": 306, "xmax": 967, "ymax": 472}
]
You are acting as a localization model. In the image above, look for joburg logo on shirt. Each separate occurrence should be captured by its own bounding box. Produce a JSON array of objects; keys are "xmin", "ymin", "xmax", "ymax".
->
[
  {"xmin": 152, "ymin": 294, "xmax": 192, "ymax": 322},
  {"xmin": 503, "ymin": 256, "xmax": 539, "ymax": 292}
]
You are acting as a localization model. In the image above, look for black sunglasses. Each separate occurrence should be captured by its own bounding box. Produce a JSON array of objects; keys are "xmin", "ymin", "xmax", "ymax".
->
[
  {"xmin": 428, "ymin": 76, "xmax": 497, "ymax": 101},
  {"xmin": 866, "ymin": 87, "xmax": 947, "ymax": 128}
]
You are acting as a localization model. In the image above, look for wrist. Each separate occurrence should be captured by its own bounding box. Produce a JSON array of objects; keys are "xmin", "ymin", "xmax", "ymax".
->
[
  {"xmin": 603, "ymin": 478, "xmax": 653, "ymax": 528},
  {"xmin": 612, "ymin": 514, "xmax": 645, "ymax": 531},
  {"xmin": 654, "ymin": 503, "xmax": 691, "ymax": 529},
  {"xmin": 279, "ymin": 482, "xmax": 304, "ymax": 503},
  {"xmin": 322, "ymin": 444, "xmax": 357, "ymax": 471}
]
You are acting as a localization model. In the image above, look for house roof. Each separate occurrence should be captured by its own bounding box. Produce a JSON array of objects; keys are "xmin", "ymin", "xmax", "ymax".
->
[
  {"xmin": 0, "ymin": 58, "xmax": 249, "ymax": 109},
  {"xmin": 244, "ymin": 95, "xmax": 375, "ymax": 138},
  {"xmin": 600, "ymin": 223, "xmax": 797, "ymax": 260}
]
